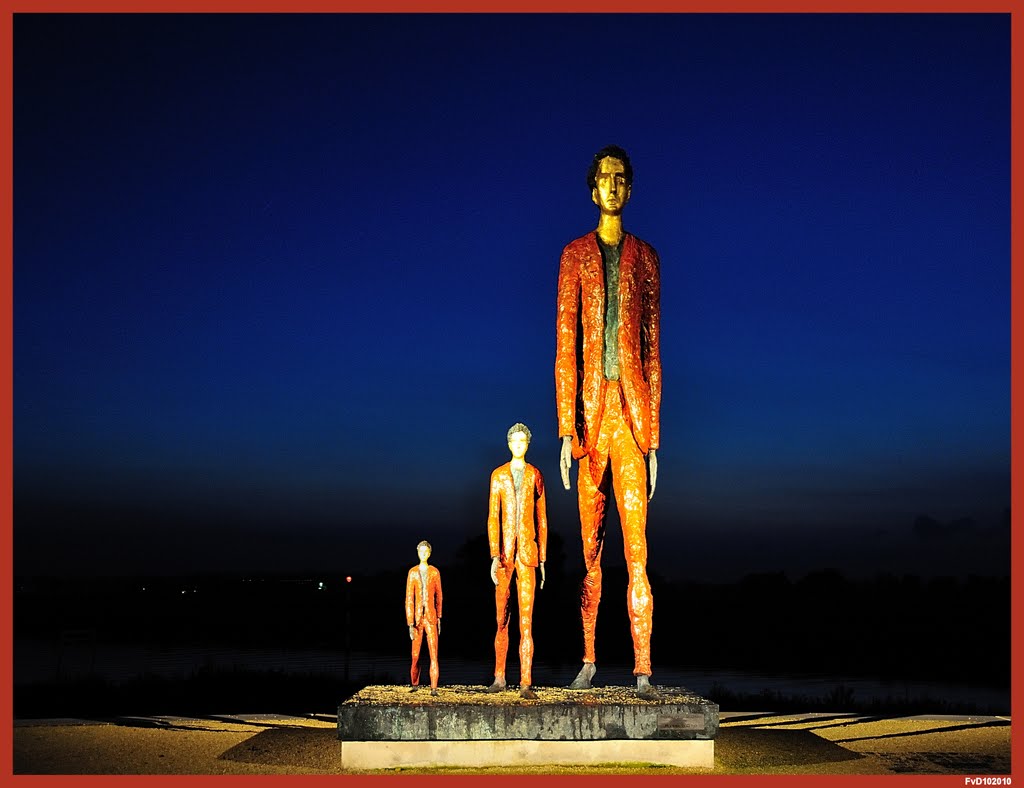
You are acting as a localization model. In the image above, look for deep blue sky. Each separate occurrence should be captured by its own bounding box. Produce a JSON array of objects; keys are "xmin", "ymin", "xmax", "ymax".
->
[{"xmin": 14, "ymin": 13, "xmax": 1010, "ymax": 580}]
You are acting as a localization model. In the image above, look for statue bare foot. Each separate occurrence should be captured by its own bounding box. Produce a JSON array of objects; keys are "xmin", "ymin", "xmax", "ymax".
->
[
  {"xmin": 519, "ymin": 685, "xmax": 538, "ymax": 699},
  {"xmin": 637, "ymin": 674, "xmax": 659, "ymax": 699},
  {"xmin": 486, "ymin": 677, "xmax": 507, "ymax": 693},
  {"xmin": 409, "ymin": 685, "xmax": 419, "ymax": 692},
  {"xmin": 568, "ymin": 662, "xmax": 596, "ymax": 689},
  {"xmin": 430, "ymin": 687, "xmax": 438, "ymax": 697}
]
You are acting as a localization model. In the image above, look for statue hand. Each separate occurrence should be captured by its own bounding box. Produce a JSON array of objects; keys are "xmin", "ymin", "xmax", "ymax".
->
[
  {"xmin": 409, "ymin": 625, "xmax": 416, "ymax": 641},
  {"xmin": 539, "ymin": 561, "xmax": 546, "ymax": 590},
  {"xmin": 490, "ymin": 556, "xmax": 499, "ymax": 586},
  {"xmin": 648, "ymin": 449, "xmax": 658, "ymax": 501},
  {"xmin": 560, "ymin": 436, "xmax": 573, "ymax": 490}
]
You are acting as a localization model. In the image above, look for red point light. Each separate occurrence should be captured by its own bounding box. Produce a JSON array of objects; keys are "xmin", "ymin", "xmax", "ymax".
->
[{"xmin": 346, "ymin": 576, "xmax": 352, "ymax": 583}]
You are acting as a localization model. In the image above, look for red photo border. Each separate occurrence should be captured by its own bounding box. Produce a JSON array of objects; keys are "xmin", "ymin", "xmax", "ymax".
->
[{"xmin": 0, "ymin": 5, "xmax": 1016, "ymax": 787}]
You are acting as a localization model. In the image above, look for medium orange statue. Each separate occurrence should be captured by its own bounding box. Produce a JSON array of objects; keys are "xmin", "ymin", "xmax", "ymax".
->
[
  {"xmin": 555, "ymin": 145, "xmax": 662, "ymax": 698},
  {"xmin": 405, "ymin": 540, "xmax": 443, "ymax": 695},
  {"xmin": 486, "ymin": 423, "xmax": 548, "ymax": 699}
]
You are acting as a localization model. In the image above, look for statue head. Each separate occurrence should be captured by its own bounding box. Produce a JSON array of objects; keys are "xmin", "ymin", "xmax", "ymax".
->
[
  {"xmin": 507, "ymin": 422, "xmax": 531, "ymax": 461},
  {"xmin": 587, "ymin": 145, "xmax": 632, "ymax": 216},
  {"xmin": 416, "ymin": 540, "xmax": 432, "ymax": 562}
]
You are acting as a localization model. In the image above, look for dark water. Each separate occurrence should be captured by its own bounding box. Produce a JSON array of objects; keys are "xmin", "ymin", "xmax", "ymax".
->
[
  {"xmin": 15, "ymin": 639, "xmax": 1009, "ymax": 713},
  {"xmin": 14, "ymin": 569, "xmax": 1009, "ymax": 715}
]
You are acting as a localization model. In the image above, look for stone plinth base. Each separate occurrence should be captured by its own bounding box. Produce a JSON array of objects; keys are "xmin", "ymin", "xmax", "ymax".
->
[
  {"xmin": 337, "ymin": 684, "xmax": 718, "ymax": 769},
  {"xmin": 340, "ymin": 738, "xmax": 714, "ymax": 769}
]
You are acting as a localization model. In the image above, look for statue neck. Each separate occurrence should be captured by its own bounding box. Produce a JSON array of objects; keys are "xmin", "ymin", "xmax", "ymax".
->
[
  {"xmin": 596, "ymin": 214, "xmax": 625, "ymax": 246},
  {"xmin": 510, "ymin": 457, "xmax": 526, "ymax": 471}
]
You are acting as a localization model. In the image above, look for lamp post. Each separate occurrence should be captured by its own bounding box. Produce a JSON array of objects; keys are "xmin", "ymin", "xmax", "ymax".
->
[{"xmin": 344, "ymin": 576, "xmax": 352, "ymax": 683}]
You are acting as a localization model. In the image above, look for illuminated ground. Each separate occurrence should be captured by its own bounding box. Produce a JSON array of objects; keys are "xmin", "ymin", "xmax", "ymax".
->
[{"xmin": 13, "ymin": 711, "xmax": 1011, "ymax": 775}]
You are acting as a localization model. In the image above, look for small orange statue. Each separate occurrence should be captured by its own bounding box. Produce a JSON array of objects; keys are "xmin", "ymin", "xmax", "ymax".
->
[
  {"xmin": 555, "ymin": 145, "xmax": 662, "ymax": 698},
  {"xmin": 486, "ymin": 423, "xmax": 548, "ymax": 699},
  {"xmin": 405, "ymin": 540, "xmax": 443, "ymax": 695}
]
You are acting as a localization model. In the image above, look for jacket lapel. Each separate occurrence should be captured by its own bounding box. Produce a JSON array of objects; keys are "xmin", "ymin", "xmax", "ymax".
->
[
  {"xmin": 588, "ymin": 232, "xmax": 605, "ymax": 307},
  {"xmin": 620, "ymin": 233, "xmax": 636, "ymax": 315},
  {"xmin": 501, "ymin": 464, "xmax": 516, "ymax": 556}
]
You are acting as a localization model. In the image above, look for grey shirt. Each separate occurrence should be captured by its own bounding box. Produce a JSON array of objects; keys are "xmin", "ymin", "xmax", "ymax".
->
[
  {"xmin": 597, "ymin": 234, "xmax": 623, "ymax": 380},
  {"xmin": 512, "ymin": 465, "xmax": 524, "ymax": 523},
  {"xmin": 418, "ymin": 565, "xmax": 429, "ymax": 615}
]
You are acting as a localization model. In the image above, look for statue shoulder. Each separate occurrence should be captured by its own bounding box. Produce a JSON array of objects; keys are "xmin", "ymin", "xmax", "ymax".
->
[
  {"xmin": 627, "ymin": 233, "xmax": 659, "ymax": 258},
  {"xmin": 562, "ymin": 233, "xmax": 596, "ymax": 257},
  {"xmin": 491, "ymin": 463, "xmax": 510, "ymax": 482}
]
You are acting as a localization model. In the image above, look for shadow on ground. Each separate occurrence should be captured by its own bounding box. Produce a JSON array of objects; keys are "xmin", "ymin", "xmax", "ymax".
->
[
  {"xmin": 219, "ymin": 727, "xmax": 340, "ymax": 769},
  {"xmin": 832, "ymin": 719, "xmax": 1010, "ymax": 743},
  {"xmin": 715, "ymin": 727, "xmax": 864, "ymax": 769},
  {"xmin": 862, "ymin": 751, "xmax": 1010, "ymax": 775}
]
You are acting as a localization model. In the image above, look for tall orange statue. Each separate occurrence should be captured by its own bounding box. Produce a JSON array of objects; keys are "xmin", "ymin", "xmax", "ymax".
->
[
  {"xmin": 405, "ymin": 540, "xmax": 443, "ymax": 695},
  {"xmin": 486, "ymin": 423, "xmax": 548, "ymax": 699},
  {"xmin": 555, "ymin": 145, "xmax": 661, "ymax": 699}
]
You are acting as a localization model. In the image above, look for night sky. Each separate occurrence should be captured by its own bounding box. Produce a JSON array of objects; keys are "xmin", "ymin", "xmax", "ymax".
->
[{"xmin": 13, "ymin": 13, "xmax": 1010, "ymax": 581}]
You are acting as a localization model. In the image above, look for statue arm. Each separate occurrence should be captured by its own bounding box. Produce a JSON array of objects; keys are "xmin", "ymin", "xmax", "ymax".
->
[
  {"xmin": 535, "ymin": 472, "xmax": 548, "ymax": 564},
  {"xmin": 434, "ymin": 571, "xmax": 442, "ymax": 623},
  {"xmin": 404, "ymin": 571, "xmax": 415, "ymax": 627},
  {"xmin": 643, "ymin": 247, "xmax": 662, "ymax": 501},
  {"xmin": 487, "ymin": 472, "xmax": 501, "ymax": 559},
  {"xmin": 536, "ymin": 472, "xmax": 548, "ymax": 588},
  {"xmin": 555, "ymin": 246, "xmax": 580, "ymax": 442}
]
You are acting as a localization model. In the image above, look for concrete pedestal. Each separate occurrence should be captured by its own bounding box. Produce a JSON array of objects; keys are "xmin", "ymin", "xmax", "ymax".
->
[{"xmin": 337, "ymin": 684, "xmax": 718, "ymax": 769}]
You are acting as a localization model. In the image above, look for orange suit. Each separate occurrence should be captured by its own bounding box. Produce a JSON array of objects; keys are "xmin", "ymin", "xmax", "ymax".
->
[
  {"xmin": 555, "ymin": 231, "xmax": 661, "ymax": 676},
  {"xmin": 488, "ymin": 461, "xmax": 547, "ymax": 686},
  {"xmin": 405, "ymin": 564, "xmax": 443, "ymax": 688}
]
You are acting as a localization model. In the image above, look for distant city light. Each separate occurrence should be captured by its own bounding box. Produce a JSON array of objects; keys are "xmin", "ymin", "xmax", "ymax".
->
[{"xmin": 318, "ymin": 582, "xmax": 324, "ymax": 590}]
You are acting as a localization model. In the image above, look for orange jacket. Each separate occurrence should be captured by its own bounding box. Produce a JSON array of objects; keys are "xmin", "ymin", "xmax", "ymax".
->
[
  {"xmin": 405, "ymin": 564, "xmax": 443, "ymax": 626},
  {"xmin": 487, "ymin": 462, "xmax": 548, "ymax": 568},
  {"xmin": 555, "ymin": 231, "xmax": 662, "ymax": 456}
]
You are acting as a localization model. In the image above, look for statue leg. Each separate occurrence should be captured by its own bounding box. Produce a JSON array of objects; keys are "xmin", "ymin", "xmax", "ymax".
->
[
  {"xmin": 425, "ymin": 621, "xmax": 440, "ymax": 690},
  {"xmin": 516, "ymin": 561, "xmax": 536, "ymax": 688},
  {"xmin": 410, "ymin": 623, "xmax": 424, "ymax": 686},
  {"xmin": 609, "ymin": 407, "xmax": 653, "ymax": 678},
  {"xmin": 577, "ymin": 451, "xmax": 609, "ymax": 667},
  {"xmin": 492, "ymin": 563, "xmax": 512, "ymax": 686}
]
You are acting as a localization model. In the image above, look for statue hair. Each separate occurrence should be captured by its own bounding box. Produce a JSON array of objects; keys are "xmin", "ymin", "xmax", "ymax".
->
[
  {"xmin": 586, "ymin": 145, "xmax": 633, "ymax": 190},
  {"xmin": 507, "ymin": 423, "xmax": 532, "ymax": 442}
]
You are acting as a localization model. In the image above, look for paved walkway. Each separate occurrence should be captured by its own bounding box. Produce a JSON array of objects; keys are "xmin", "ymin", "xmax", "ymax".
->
[{"xmin": 12, "ymin": 711, "xmax": 1012, "ymax": 775}]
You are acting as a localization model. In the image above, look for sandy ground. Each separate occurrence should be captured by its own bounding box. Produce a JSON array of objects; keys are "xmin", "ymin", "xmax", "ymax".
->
[{"xmin": 12, "ymin": 711, "xmax": 1012, "ymax": 776}]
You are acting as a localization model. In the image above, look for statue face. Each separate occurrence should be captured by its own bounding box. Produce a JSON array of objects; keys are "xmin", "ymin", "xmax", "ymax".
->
[
  {"xmin": 417, "ymin": 543, "xmax": 431, "ymax": 562},
  {"xmin": 591, "ymin": 156, "xmax": 631, "ymax": 215},
  {"xmin": 507, "ymin": 431, "xmax": 529, "ymax": 460}
]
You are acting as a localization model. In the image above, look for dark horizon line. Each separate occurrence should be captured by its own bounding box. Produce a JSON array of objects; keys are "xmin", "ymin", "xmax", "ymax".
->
[{"xmin": 13, "ymin": 566, "xmax": 1012, "ymax": 585}]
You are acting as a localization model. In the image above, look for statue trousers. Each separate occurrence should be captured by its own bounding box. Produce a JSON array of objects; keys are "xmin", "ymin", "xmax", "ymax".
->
[
  {"xmin": 410, "ymin": 620, "xmax": 439, "ymax": 688},
  {"xmin": 493, "ymin": 557, "xmax": 536, "ymax": 686},
  {"xmin": 578, "ymin": 380, "xmax": 653, "ymax": 676}
]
